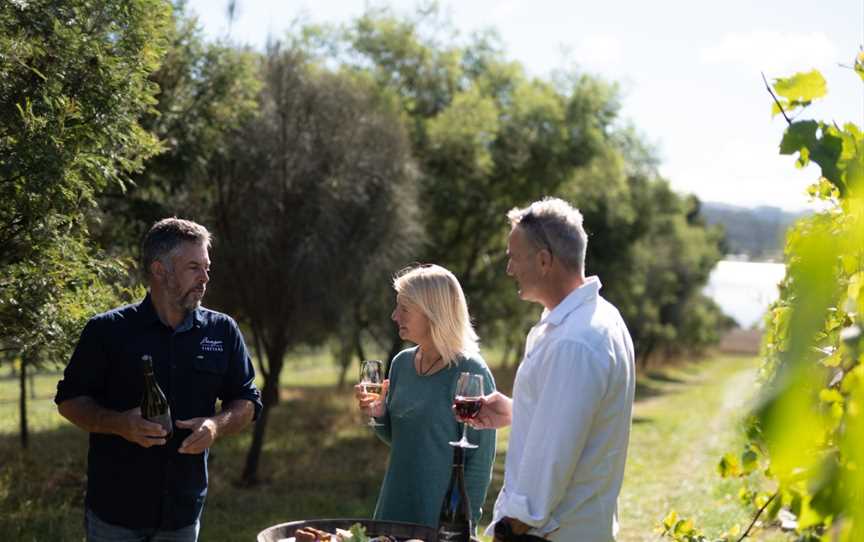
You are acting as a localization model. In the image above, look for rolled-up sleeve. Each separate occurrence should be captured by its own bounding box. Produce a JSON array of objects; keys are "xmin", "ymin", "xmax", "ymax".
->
[
  {"xmin": 221, "ymin": 319, "xmax": 263, "ymax": 420},
  {"xmin": 497, "ymin": 339, "xmax": 608, "ymax": 531},
  {"xmin": 55, "ymin": 318, "xmax": 108, "ymax": 405}
]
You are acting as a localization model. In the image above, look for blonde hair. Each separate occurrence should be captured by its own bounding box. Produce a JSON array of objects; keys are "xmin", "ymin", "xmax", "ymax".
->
[{"xmin": 393, "ymin": 264, "xmax": 479, "ymax": 366}]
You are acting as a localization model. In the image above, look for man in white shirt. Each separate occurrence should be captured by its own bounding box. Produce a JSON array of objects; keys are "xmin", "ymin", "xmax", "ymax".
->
[{"xmin": 469, "ymin": 197, "xmax": 635, "ymax": 541}]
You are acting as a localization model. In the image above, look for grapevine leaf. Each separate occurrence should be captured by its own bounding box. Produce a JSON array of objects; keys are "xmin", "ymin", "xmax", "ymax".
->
[
  {"xmin": 719, "ymin": 453, "xmax": 741, "ymax": 478},
  {"xmin": 842, "ymin": 134, "xmax": 864, "ymax": 193},
  {"xmin": 773, "ymin": 70, "xmax": 827, "ymax": 111},
  {"xmin": 673, "ymin": 518, "xmax": 695, "ymax": 536},
  {"xmin": 663, "ymin": 510, "xmax": 679, "ymax": 530},
  {"xmin": 779, "ymin": 120, "xmax": 818, "ymax": 156},
  {"xmin": 741, "ymin": 448, "xmax": 759, "ymax": 474},
  {"xmin": 819, "ymin": 388, "xmax": 843, "ymax": 403}
]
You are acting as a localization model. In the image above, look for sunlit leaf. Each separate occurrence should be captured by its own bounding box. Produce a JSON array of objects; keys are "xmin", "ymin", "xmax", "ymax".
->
[
  {"xmin": 719, "ymin": 453, "xmax": 741, "ymax": 478},
  {"xmin": 741, "ymin": 448, "xmax": 759, "ymax": 474},
  {"xmin": 774, "ymin": 70, "xmax": 827, "ymax": 105},
  {"xmin": 663, "ymin": 510, "xmax": 679, "ymax": 530}
]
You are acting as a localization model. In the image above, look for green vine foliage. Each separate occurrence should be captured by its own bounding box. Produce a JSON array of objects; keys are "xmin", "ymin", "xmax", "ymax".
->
[{"xmin": 660, "ymin": 53, "xmax": 864, "ymax": 542}]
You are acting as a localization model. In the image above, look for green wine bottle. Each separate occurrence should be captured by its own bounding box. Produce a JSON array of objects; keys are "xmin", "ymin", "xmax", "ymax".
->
[{"xmin": 141, "ymin": 355, "xmax": 172, "ymax": 439}]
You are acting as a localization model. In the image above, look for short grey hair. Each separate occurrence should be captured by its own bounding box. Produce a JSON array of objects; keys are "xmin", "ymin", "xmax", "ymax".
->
[
  {"xmin": 507, "ymin": 197, "xmax": 588, "ymax": 274},
  {"xmin": 141, "ymin": 218, "xmax": 211, "ymax": 279}
]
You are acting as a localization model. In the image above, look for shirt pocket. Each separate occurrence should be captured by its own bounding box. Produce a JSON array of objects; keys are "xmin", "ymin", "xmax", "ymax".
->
[{"xmin": 187, "ymin": 353, "xmax": 228, "ymax": 409}]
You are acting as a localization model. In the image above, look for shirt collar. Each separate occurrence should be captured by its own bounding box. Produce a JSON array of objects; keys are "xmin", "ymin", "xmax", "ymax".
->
[
  {"xmin": 539, "ymin": 276, "xmax": 602, "ymax": 327},
  {"xmin": 138, "ymin": 292, "xmax": 203, "ymax": 331}
]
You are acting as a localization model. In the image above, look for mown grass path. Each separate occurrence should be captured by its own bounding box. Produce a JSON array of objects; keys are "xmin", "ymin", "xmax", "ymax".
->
[{"xmin": 618, "ymin": 355, "xmax": 786, "ymax": 542}]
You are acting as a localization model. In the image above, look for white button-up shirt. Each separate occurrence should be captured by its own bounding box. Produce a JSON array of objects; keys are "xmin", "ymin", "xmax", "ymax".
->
[{"xmin": 488, "ymin": 276, "xmax": 635, "ymax": 541}]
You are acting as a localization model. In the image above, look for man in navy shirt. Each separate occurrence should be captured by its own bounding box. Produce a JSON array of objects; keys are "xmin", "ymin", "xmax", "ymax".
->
[{"xmin": 55, "ymin": 218, "xmax": 262, "ymax": 541}]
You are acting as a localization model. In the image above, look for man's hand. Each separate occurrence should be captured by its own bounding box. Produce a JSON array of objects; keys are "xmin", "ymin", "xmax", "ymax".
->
[
  {"xmin": 465, "ymin": 391, "xmax": 513, "ymax": 430},
  {"xmin": 493, "ymin": 517, "xmax": 534, "ymax": 541},
  {"xmin": 115, "ymin": 407, "xmax": 169, "ymax": 447},
  {"xmin": 175, "ymin": 417, "xmax": 218, "ymax": 454},
  {"xmin": 354, "ymin": 379, "xmax": 389, "ymax": 418}
]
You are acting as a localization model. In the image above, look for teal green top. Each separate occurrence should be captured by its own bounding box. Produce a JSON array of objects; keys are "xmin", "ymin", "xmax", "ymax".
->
[{"xmin": 372, "ymin": 347, "xmax": 496, "ymax": 528}]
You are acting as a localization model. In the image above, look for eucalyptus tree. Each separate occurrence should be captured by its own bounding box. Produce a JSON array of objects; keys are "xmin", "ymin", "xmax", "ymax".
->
[
  {"xmin": 566, "ymin": 130, "xmax": 728, "ymax": 365},
  {"xmin": 91, "ymin": 1, "xmax": 262, "ymax": 256},
  {"xmin": 0, "ymin": 0, "xmax": 171, "ymax": 446},
  {"xmin": 339, "ymin": 8, "xmax": 621, "ymax": 357},
  {"xmin": 337, "ymin": 7, "xmax": 725, "ymax": 364},
  {"xmin": 206, "ymin": 45, "xmax": 420, "ymax": 484}
]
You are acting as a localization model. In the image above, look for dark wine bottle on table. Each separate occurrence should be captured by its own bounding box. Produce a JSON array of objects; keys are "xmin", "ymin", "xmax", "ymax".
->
[
  {"xmin": 141, "ymin": 355, "xmax": 172, "ymax": 439},
  {"xmin": 437, "ymin": 446, "xmax": 472, "ymax": 542}
]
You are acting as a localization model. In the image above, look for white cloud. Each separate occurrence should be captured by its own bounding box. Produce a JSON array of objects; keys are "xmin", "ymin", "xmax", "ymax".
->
[
  {"xmin": 489, "ymin": 0, "xmax": 519, "ymax": 20},
  {"xmin": 561, "ymin": 34, "xmax": 624, "ymax": 69},
  {"xmin": 701, "ymin": 31, "xmax": 837, "ymax": 74},
  {"xmin": 662, "ymin": 134, "xmax": 823, "ymax": 211},
  {"xmin": 572, "ymin": 34, "xmax": 624, "ymax": 67}
]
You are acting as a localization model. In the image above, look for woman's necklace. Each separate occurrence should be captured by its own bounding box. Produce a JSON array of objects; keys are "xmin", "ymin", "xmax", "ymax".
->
[{"xmin": 417, "ymin": 347, "xmax": 443, "ymax": 376}]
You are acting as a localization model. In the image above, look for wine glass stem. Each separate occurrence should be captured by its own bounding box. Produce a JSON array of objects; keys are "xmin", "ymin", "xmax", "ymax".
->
[{"xmin": 462, "ymin": 422, "xmax": 469, "ymax": 442}]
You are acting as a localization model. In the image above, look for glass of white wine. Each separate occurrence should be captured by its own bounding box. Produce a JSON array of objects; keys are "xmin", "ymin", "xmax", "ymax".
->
[{"xmin": 359, "ymin": 359, "xmax": 385, "ymax": 427}]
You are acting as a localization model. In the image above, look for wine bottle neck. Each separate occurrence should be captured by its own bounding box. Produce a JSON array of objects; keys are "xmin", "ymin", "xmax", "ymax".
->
[{"xmin": 451, "ymin": 447, "xmax": 466, "ymax": 468}]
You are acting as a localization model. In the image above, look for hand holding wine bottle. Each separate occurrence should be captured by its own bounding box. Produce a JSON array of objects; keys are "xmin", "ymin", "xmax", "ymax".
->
[{"xmin": 114, "ymin": 407, "xmax": 170, "ymax": 448}]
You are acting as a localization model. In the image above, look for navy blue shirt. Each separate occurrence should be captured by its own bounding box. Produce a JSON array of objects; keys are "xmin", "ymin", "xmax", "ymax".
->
[{"xmin": 55, "ymin": 294, "xmax": 263, "ymax": 530}]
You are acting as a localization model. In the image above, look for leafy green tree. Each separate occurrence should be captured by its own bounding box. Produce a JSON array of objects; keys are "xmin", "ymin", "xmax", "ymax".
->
[
  {"xmin": 661, "ymin": 57, "xmax": 864, "ymax": 542},
  {"xmin": 338, "ymin": 7, "xmax": 622, "ymax": 357},
  {"xmin": 206, "ymin": 44, "xmax": 420, "ymax": 484},
  {"xmin": 0, "ymin": 0, "xmax": 171, "ymax": 446},
  {"xmin": 91, "ymin": 0, "xmax": 261, "ymax": 255},
  {"xmin": 546, "ymin": 121, "xmax": 728, "ymax": 365}
]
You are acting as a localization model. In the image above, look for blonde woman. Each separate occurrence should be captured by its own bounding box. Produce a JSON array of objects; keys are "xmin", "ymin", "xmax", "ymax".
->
[{"xmin": 356, "ymin": 264, "xmax": 496, "ymax": 529}]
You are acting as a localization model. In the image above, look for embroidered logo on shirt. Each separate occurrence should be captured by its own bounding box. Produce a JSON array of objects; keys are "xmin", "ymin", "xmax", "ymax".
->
[{"xmin": 200, "ymin": 337, "xmax": 224, "ymax": 352}]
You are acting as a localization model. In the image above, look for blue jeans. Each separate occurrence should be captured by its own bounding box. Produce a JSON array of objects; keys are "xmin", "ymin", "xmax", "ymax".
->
[{"xmin": 86, "ymin": 508, "xmax": 200, "ymax": 542}]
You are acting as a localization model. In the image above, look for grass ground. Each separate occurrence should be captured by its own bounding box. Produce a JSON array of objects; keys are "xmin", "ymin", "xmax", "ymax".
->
[{"xmin": 0, "ymin": 353, "xmax": 789, "ymax": 541}]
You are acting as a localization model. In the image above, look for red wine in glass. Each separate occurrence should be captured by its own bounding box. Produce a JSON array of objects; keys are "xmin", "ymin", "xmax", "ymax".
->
[{"xmin": 454, "ymin": 396, "xmax": 482, "ymax": 419}]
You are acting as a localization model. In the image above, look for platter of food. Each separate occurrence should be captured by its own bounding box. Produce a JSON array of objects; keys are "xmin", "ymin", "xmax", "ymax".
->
[
  {"xmin": 276, "ymin": 523, "xmax": 421, "ymax": 542},
  {"xmin": 257, "ymin": 518, "xmax": 436, "ymax": 542}
]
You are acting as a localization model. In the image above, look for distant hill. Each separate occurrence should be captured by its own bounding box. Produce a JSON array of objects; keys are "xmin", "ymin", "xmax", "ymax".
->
[{"xmin": 699, "ymin": 202, "xmax": 809, "ymax": 261}]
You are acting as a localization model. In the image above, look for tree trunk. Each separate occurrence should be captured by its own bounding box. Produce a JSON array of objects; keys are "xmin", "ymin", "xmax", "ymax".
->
[
  {"xmin": 19, "ymin": 355, "xmax": 28, "ymax": 449},
  {"xmin": 241, "ymin": 347, "xmax": 284, "ymax": 485},
  {"xmin": 386, "ymin": 326, "xmax": 403, "ymax": 376},
  {"xmin": 638, "ymin": 338, "xmax": 655, "ymax": 370},
  {"xmin": 336, "ymin": 335, "xmax": 352, "ymax": 390},
  {"xmin": 337, "ymin": 324, "xmax": 368, "ymax": 389}
]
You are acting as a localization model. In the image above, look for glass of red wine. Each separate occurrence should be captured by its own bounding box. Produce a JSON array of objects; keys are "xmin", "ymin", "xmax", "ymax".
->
[
  {"xmin": 359, "ymin": 359, "xmax": 385, "ymax": 427},
  {"xmin": 449, "ymin": 372, "xmax": 484, "ymax": 449}
]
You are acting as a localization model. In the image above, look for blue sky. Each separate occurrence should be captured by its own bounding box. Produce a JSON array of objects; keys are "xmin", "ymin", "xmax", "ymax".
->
[{"xmin": 186, "ymin": 0, "xmax": 864, "ymax": 211}]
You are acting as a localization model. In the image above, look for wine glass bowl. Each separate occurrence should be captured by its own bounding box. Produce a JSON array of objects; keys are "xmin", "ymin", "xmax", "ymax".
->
[
  {"xmin": 449, "ymin": 372, "xmax": 484, "ymax": 449},
  {"xmin": 359, "ymin": 359, "xmax": 385, "ymax": 427}
]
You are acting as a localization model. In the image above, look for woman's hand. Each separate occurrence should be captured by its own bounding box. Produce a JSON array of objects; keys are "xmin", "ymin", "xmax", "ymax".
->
[{"xmin": 354, "ymin": 379, "xmax": 389, "ymax": 418}]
